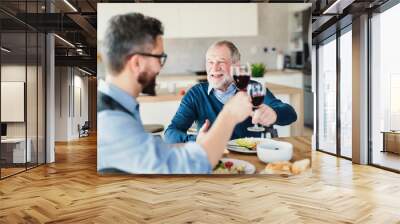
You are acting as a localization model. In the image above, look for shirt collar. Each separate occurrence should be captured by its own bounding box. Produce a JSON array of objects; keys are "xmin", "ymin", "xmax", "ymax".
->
[
  {"xmin": 98, "ymin": 79, "xmax": 140, "ymax": 115},
  {"xmin": 207, "ymin": 82, "xmax": 236, "ymax": 95}
]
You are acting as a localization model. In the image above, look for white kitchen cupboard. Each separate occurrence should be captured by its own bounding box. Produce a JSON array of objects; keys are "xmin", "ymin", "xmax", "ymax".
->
[
  {"xmin": 178, "ymin": 4, "xmax": 258, "ymax": 38},
  {"xmin": 251, "ymin": 71, "xmax": 304, "ymax": 89},
  {"xmin": 97, "ymin": 3, "xmax": 258, "ymax": 40},
  {"xmin": 139, "ymin": 101, "xmax": 180, "ymax": 137}
]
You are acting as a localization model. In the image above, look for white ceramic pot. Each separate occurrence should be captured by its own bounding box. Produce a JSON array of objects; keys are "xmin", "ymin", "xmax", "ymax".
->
[
  {"xmin": 167, "ymin": 83, "xmax": 176, "ymax": 94},
  {"xmin": 257, "ymin": 139, "xmax": 293, "ymax": 163}
]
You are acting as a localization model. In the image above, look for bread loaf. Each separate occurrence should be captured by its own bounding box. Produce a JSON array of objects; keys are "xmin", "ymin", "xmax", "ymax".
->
[{"xmin": 261, "ymin": 159, "xmax": 310, "ymax": 175}]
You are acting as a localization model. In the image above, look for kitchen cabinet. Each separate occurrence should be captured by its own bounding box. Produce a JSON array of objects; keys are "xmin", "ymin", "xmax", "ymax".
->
[
  {"xmin": 178, "ymin": 4, "xmax": 258, "ymax": 38},
  {"xmin": 156, "ymin": 74, "xmax": 199, "ymax": 90},
  {"xmin": 288, "ymin": 10, "xmax": 304, "ymax": 52},
  {"xmin": 98, "ymin": 3, "xmax": 258, "ymax": 40},
  {"xmin": 251, "ymin": 70, "xmax": 304, "ymax": 89},
  {"xmin": 139, "ymin": 100, "xmax": 181, "ymax": 135}
]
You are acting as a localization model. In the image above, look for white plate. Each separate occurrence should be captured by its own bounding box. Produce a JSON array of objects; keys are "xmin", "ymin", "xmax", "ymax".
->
[
  {"xmin": 227, "ymin": 137, "xmax": 263, "ymax": 154},
  {"xmin": 213, "ymin": 158, "xmax": 256, "ymax": 174}
]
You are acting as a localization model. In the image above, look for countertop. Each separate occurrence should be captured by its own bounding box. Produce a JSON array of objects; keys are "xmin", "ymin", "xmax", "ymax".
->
[
  {"xmin": 138, "ymin": 94, "xmax": 183, "ymax": 103},
  {"xmin": 263, "ymin": 69, "xmax": 303, "ymax": 75},
  {"xmin": 137, "ymin": 82, "xmax": 302, "ymax": 103},
  {"xmin": 157, "ymin": 74, "xmax": 206, "ymax": 81},
  {"xmin": 156, "ymin": 69, "xmax": 302, "ymax": 81}
]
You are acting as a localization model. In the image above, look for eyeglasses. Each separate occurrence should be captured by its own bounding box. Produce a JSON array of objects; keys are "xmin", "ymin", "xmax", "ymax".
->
[{"xmin": 127, "ymin": 52, "xmax": 168, "ymax": 67}]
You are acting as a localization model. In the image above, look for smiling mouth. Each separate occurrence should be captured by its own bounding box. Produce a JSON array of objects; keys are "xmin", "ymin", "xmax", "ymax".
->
[{"xmin": 211, "ymin": 74, "xmax": 224, "ymax": 78}]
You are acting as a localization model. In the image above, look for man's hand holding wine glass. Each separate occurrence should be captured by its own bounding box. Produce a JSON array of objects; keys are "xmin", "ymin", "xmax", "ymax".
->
[
  {"xmin": 251, "ymin": 104, "xmax": 277, "ymax": 127},
  {"xmin": 222, "ymin": 91, "xmax": 253, "ymax": 123}
]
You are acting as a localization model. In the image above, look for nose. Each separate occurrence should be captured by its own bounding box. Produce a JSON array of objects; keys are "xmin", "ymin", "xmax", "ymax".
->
[{"xmin": 211, "ymin": 62, "xmax": 221, "ymax": 72}]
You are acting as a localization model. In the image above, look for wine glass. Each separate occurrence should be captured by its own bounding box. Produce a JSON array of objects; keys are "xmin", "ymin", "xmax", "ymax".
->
[
  {"xmin": 247, "ymin": 82, "xmax": 266, "ymax": 132},
  {"xmin": 231, "ymin": 63, "xmax": 251, "ymax": 91}
]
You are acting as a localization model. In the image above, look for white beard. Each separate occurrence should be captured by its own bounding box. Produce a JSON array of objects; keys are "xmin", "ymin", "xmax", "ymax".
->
[{"xmin": 208, "ymin": 75, "xmax": 232, "ymax": 90}]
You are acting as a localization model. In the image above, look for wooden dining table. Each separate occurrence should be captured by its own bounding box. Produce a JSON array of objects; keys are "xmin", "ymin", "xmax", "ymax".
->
[{"xmin": 223, "ymin": 136, "xmax": 312, "ymax": 174}]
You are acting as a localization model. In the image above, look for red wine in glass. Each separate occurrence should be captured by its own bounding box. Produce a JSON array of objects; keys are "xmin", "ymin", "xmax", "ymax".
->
[
  {"xmin": 233, "ymin": 75, "xmax": 250, "ymax": 91},
  {"xmin": 231, "ymin": 64, "xmax": 250, "ymax": 91},
  {"xmin": 247, "ymin": 82, "xmax": 266, "ymax": 132},
  {"xmin": 251, "ymin": 95, "xmax": 265, "ymax": 108}
]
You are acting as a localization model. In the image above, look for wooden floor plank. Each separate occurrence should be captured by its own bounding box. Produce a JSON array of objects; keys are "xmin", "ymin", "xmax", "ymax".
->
[{"xmin": 0, "ymin": 135, "xmax": 399, "ymax": 223}]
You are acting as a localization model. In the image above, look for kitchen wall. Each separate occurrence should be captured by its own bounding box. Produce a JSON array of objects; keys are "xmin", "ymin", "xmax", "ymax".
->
[
  {"xmin": 161, "ymin": 4, "xmax": 308, "ymax": 74},
  {"xmin": 161, "ymin": 4, "xmax": 286, "ymax": 74}
]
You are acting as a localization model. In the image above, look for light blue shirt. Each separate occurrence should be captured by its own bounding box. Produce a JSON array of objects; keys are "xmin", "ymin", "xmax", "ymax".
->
[
  {"xmin": 97, "ymin": 80, "xmax": 212, "ymax": 174},
  {"xmin": 207, "ymin": 83, "xmax": 237, "ymax": 104}
]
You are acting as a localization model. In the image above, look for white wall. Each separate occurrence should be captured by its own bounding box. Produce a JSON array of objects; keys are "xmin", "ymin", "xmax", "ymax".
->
[
  {"xmin": 55, "ymin": 67, "xmax": 68, "ymax": 141},
  {"xmin": 55, "ymin": 67, "xmax": 89, "ymax": 141}
]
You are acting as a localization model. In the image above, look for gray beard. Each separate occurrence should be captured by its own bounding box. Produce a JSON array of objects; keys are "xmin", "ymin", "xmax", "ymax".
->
[{"xmin": 209, "ymin": 77, "xmax": 233, "ymax": 90}]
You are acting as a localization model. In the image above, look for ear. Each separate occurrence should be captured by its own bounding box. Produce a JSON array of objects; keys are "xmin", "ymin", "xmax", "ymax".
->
[{"xmin": 126, "ymin": 54, "xmax": 141, "ymax": 75}]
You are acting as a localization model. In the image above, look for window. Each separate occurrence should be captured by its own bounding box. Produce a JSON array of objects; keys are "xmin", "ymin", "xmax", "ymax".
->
[
  {"xmin": 339, "ymin": 29, "xmax": 352, "ymax": 158},
  {"xmin": 370, "ymin": 2, "xmax": 400, "ymax": 171},
  {"xmin": 0, "ymin": 1, "xmax": 47, "ymax": 179},
  {"xmin": 317, "ymin": 37, "xmax": 337, "ymax": 154}
]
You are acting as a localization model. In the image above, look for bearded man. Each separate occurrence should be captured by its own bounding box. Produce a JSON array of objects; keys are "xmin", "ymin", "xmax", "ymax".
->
[{"xmin": 164, "ymin": 40, "xmax": 297, "ymax": 143}]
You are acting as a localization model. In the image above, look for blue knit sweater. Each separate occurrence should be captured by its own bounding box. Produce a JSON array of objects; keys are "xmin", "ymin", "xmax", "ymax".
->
[{"xmin": 164, "ymin": 82, "xmax": 297, "ymax": 143}]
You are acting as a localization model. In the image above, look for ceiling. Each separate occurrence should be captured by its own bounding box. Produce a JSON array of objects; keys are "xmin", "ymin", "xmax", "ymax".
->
[{"xmin": 0, "ymin": 0, "xmax": 392, "ymax": 76}]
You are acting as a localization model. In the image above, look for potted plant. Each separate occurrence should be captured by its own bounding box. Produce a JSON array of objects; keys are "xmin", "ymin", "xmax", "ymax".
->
[{"xmin": 251, "ymin": 63, "xmax": 266, "ymax": 78}]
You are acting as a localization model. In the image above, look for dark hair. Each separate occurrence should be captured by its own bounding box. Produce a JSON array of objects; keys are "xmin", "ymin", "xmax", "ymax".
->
[{"xmin": 103, "ymin": 13, "xmax": 164, "ymax": 74}]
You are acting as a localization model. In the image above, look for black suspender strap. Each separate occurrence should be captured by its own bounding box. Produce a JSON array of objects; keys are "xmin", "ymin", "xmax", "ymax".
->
[{"xmin": 97, "ymin": 91, "xmax": 135, "ymax": 119}]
